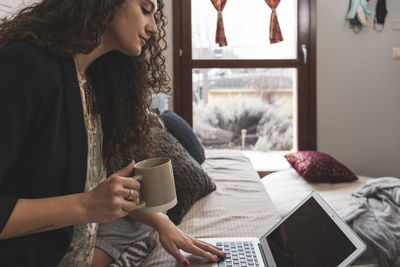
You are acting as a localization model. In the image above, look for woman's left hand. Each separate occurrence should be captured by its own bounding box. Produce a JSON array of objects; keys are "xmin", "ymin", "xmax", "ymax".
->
[{"xmin": 154, "ymin": 214, "xmax": 226, "ymax": 267}]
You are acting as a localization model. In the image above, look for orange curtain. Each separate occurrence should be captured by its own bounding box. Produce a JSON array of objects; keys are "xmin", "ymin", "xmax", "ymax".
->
[
  {"xmin": 211, "ymin": 0, "xmax": 228, "ymax": 47},
  {"xmin": 265, "ymin": 0, "xmax": 283, "ymax": 43}
]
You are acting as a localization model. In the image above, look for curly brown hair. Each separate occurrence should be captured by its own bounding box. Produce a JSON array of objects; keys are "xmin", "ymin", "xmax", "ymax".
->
[{"xmin": 0, "ymin": 0, "xmax": 170, "ymax": 173}]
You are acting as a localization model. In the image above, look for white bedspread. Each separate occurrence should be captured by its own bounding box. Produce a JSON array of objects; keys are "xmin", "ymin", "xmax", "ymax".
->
[
  {"xmin": 141, "ymin": 149, "xmax": 280, "ymax": 266},
  {"xmin": 261, "ymin": 168, "xmax": 372, "ymax": 218}
]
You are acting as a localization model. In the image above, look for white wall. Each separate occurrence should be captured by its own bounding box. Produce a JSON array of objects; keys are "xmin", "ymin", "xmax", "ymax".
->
[{"xmin": 317, "ymin": 1, "xmax": 400, "ymax": 177}]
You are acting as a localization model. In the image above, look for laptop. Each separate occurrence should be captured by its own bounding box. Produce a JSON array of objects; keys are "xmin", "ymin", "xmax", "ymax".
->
[{"xmin": 179, "ymin": 191, "xmax": 366, "ymax": 267}]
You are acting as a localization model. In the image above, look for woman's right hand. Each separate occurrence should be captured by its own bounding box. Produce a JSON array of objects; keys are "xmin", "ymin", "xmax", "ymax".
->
[{"xmin": 81, "ymin": 160, "xmax": 141, "ymax": 223}]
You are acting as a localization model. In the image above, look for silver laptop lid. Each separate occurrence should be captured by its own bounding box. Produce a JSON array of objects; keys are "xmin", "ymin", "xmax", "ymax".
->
[{"xmin": 259, "ymin": 191, "xmax": 366, "ymax": 267}]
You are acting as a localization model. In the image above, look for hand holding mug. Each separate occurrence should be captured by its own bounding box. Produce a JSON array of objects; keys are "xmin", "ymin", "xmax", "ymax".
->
[{"xmin": 81, "ymin": 160, "xmax": 142, "ymax": 223}]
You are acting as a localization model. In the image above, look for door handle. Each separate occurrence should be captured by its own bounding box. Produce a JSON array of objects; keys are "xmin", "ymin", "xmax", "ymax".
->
[{"xmin": 301, "ymin": 44, "xmax": 307, "ymax": 64}]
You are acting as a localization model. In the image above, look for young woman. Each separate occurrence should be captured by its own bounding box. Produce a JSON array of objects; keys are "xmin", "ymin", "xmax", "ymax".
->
[{"xmin": 0, "ymin": 0, "xmax": 225, "ymax": 266}]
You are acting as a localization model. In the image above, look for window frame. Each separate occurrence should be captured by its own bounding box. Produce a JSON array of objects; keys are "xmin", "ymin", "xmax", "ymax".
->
[{"xmin": 172, "ymin": 0, "xmax": 316, "ymax": 150}]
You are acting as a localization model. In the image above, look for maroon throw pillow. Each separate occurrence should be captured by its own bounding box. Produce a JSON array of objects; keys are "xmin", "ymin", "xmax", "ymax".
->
[{"xmin": 284, "ymin": 151, "xmax": 358, "ymax": 183}]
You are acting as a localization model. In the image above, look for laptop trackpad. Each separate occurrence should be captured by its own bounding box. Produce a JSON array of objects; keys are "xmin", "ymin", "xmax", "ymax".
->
[{"xmin": 175, "ymin": 251, "xmax": 217, "ymax": 267}]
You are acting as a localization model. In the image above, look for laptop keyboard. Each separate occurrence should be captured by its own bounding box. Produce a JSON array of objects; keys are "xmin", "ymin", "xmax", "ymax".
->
[{"xmin": 216, "ymin": 241, "xmax": 260, "ymax": 267}]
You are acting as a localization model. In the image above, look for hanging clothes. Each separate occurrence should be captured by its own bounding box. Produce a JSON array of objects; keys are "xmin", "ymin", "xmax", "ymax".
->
[
  {"xmin": 210, "ymin": 0, "xmax": 228, "ymax": 47},
  {"xmin": 347, "ymin": 0, "xmax": 375, "ymax": 27},
  {"xmin": 348, "ymin": 1, "xmax": 363, "ymax": 33},
  {"xmin": 264, "ymin": 0, "xmax": 283, "ymax": 43},
  {"xmin": 347, "ymin": 0, "xmax": 387, "ymax": 33},
  {"xmin": 357, "ymin": 4, "xmax": 372, "ymax": 27},
  {"xmin": 347, "ymin": 0, "xmax": 375, "ymax": 19},
  {"xmin": 374, "ymin": 0, "xmax": 387, "ymax": 31}
]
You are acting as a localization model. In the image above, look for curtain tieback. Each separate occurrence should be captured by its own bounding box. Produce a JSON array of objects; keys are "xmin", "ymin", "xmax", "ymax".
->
[{"xmin": 217, "ymin": 10, "xmax": 223, "ymax": 20}]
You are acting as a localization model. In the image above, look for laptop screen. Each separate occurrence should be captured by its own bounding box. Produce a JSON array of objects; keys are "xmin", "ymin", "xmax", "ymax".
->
[{"xmin": 264, "ymin": 197, "xmax": 356, "ymax": 267}]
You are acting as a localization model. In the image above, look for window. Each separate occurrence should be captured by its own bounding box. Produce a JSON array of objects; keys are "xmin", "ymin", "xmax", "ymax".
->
[{"xmin": 173, "ymin": 0, "xmax": 316, "ymax": 156}]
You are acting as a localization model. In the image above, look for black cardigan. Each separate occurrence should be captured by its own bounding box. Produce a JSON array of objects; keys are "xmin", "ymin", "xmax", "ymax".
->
[{"xmin": 0, "ymin": 43, "xmax": 88, "ymax": 266}]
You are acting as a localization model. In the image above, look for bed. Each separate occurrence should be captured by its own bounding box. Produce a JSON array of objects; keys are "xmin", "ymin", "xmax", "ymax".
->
[
  {"xmin": 139, "ymin": 147, "xmax": 400, "ymax": 266},
  {"xmin": 141, "ymin": 149, "xmax": 281, "ymax": 266}
]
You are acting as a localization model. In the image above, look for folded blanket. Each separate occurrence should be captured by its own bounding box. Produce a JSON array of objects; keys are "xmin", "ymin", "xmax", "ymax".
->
[{"xmin": 341, "ymin": 177, "xmax": 400, "ymax": 267}]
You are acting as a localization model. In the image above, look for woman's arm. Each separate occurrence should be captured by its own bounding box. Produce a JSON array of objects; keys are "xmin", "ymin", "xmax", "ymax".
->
[
  {"xmin": 128, "ymin": 210, "xmax": 225, "ymax": 266},
  {"xmin": 0, "ymin": 161, "xmax": 140, "ymax": 240},
  {"xmin": 0, "ymin": 193, "xmax": 89, "ymax": 239}
]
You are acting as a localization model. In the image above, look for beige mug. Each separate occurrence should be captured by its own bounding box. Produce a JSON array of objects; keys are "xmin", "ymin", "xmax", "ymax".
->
[{"xmin": 131, "ymin": 157, "xmax": 177, "ymax": 213}]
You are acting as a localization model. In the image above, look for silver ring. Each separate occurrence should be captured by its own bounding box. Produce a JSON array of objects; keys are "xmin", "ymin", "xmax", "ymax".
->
[{"xmin": 127, "ymin": 188, "xmax": 133, "ymax": 201}]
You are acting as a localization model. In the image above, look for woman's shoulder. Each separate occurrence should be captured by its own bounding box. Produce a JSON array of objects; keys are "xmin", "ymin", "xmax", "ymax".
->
[
  {"xmin": 0, "ymin": 42, "xmax": 68, "ymax": 86},
  {"xmin": 0, "ymin": 42, "xmax": 61, "ymax": 69}
]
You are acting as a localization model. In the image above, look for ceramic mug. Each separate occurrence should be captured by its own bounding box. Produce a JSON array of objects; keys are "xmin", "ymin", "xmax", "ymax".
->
[{"xmin": 131, "ymin": 157, "xmax": 177, "ymax": 213}]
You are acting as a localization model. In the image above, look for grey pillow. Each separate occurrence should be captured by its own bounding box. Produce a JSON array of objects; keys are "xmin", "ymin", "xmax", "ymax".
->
[{"xmin": 154, "ymin": 129, "xmax": 216, "ymax": 225}]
